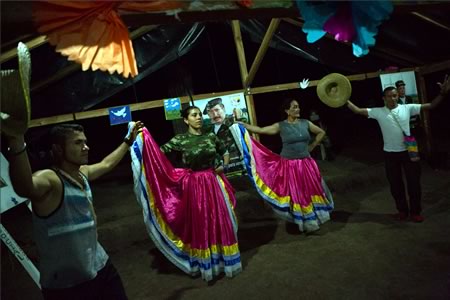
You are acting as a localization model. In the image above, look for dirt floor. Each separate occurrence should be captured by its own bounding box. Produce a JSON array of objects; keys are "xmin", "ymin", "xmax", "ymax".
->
[{"xmin": 2, "ymin": 144, "xmax": 450, "ymax": 300}]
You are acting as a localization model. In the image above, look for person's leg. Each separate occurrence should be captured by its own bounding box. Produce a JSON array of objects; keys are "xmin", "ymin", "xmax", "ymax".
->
[
  {"xmin": 403, "ymin": 157, "xmax": 422, "ymax": 217},
  {"xmin": 96, "ymin": 260, "xmax": 128, "ymax": 300},
  {"xmin": 384, "ymin": 151, "xmax": 408, "ymax": 216}
]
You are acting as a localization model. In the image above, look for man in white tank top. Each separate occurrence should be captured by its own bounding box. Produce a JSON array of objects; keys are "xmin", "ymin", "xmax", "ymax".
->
[{"xmin": 5, "ymin": 121, "xmax": 143, "ymax": 299}]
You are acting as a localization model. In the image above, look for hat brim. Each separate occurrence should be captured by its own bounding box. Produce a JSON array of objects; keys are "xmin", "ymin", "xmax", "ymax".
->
[
  {"xmin": 316, "ymin": 73, "xmax": 352, "ymax": 108},
  {"xmin": 1, "ymin": 42, "xmax": 31, "ymax": 136}
]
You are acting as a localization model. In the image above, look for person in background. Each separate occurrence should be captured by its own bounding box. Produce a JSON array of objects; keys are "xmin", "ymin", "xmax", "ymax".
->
[
  {"xmin": 395, "ymin": 80, "xmax": 414, "ymax": 105},
  {"xmin": 396, "ymin": 80, "xmax": 420, "ymax": 136},
  {"xmin": 309, "ymin": 109, "xmax": 334, "ymax": 161}
]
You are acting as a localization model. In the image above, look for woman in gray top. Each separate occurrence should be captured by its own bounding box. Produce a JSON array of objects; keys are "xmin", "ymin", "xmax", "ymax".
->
[{"xmin": 237, "ymin": 98, "xmax": 334, "ymax": 232}]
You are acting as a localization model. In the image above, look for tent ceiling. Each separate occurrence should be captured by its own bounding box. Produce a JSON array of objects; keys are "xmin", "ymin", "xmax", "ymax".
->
[{"xmin": 1, "ymin": 1, "xmax": 450, "ymax": 119}]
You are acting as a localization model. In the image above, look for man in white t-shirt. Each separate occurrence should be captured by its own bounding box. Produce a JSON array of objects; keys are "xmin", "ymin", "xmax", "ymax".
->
[{"xmin": 347, "ymin": 75, "xmax": 449, "ymax": 222}]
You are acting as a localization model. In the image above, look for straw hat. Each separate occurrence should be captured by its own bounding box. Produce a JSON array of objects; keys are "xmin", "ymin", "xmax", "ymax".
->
[
  {"xmin": 316, "ymin": 73, "xmax": 352, "ymax": 108},
  {"xmin": 1, "ymin": 42, "xmax": 31, "ymax": 136}
]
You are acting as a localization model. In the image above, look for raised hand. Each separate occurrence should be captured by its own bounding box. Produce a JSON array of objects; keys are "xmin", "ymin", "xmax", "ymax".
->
[
  {"xmin": 437, "ymin": 74, "xmax": 449, "ymax": 96},
  {"xmin": 300, "ymin": 78, "xmax": 310, "ymax": 89},
  {"xmin": 130, "ymin": 121, "xmax": 144, "ymax": 141}
]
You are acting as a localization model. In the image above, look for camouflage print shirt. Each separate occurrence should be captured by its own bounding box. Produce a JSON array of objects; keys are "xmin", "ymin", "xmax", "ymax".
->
[
  {"xmin": 204, "ymin": 123, "xmax": 236, "ymax": 152},
  {"xmin": 160, "ymin": 132, "xmax": 227, "ymax": 171}
]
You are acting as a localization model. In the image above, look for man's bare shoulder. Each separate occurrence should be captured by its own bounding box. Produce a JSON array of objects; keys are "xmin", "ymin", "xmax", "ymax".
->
[
  {"xmin": 33, "ymin": 168, "xmax": 58, "ymax": 178},
  {"xmin": 32, "ymin": 169, "xmax": 61, "ymax": 188}
]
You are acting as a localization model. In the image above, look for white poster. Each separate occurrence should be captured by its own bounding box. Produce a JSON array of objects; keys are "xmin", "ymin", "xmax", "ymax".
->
[
  {"xmin": 1, "ymin": 152, "xmax": 28, "ymax": 213},
  {"xmin": 379, "ymin": 71, "xmax": 419, "ymax": 103}
]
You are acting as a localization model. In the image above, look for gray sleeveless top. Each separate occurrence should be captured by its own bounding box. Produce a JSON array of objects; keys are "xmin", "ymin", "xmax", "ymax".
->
[
  {"xmin": 279, "ymin": 119, "xmax": 311, "ymax": 159},
  {"xmin": 32, "ymin": 169, "xmax": 108, "ymax": 288}
]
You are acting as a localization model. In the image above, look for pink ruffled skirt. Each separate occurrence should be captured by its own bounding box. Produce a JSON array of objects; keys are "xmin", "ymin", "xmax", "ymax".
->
[{"xmin": 130, "ymin": 128, "xmax": 241, "ymax": 281}]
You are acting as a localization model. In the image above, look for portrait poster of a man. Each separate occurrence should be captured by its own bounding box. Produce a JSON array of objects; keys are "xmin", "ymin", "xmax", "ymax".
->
[{"xmin": 195, "ymin": 93, "xmax": 249, "ymax": 176}]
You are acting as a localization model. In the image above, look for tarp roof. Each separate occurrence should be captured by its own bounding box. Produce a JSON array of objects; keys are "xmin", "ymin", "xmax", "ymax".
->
[{"xmin": 1, "ymin": 1, "xmax": 450, "ymax": 119}]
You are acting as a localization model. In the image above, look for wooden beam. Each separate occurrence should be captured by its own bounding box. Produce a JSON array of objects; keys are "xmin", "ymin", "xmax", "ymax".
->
[
  {"xmin": 231, "ymin": 20, "xmax": 259, "ymax": 139},
  {"xmin": 245, "ymin": 18, "xmax": 280, "ymax": 87},
  {"xmin": 416, "ymin": 73, "xmax": 433, "ymax": 157},
  {"xmin": 411, "ymin": 12, "xmax": 450, "ymax": 32},
  {"xmin": 0, "ymin": 33, "xmax": 35, "ymax": 53},
  {"xmin": 28, "ymin": 67, "xmax": 418, "ymax": 128},
  {"xmin": 394, "ymin": 3, "xmax": 450, "ymax": 15},
  {"xmin": 250, "ymin": 81, "xmax": 316, "ymax": 95},
  {"xmin": 30, "ymin": 25, "xmax": 158, "ymax": 93},
  {"xmin": 29, "ymin": 113, "xmax": 76, "ymax": 128},
  {"xmin": 419, "ymin": 59, "xmax": 450, "ymax": 75},
  {"xmin": 31, "ymin": 64, "xmax": 80, "ymax": 93},
  {"xmin": 1, "ymin": 36, "xmax": 48, "ymax": 64},
  {"xmin": 29, "ymin": 90, "xmax": 242, "ymax": 128},
  {"xmin": 231, "ymin": 20, "xmax": 249, "ymax": 87},
  {"xmin": 231, "ymin": 20, "xmax": 256, "ymax": 125},
  {"xmin": 121, "ymin": 7, "xmax": 298, "ymax": 27}
]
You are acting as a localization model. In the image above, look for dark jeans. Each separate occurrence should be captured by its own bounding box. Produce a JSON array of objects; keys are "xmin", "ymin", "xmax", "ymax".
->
[
  {"xmin": 384, "ymin": 151, "xmax": 422, "ymax": 215},
  {"xmin": 42, "ymin": 260, "xmax": 128, "ymax": 300}
]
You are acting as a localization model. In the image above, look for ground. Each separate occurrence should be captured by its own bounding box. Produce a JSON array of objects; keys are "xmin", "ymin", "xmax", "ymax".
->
[{"xmin": 2, "ymin": 144, "xmax": 450, "ymax": 300}]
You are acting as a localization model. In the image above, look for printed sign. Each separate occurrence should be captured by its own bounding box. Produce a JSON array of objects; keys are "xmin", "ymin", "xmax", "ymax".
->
[
  {"xmin": 380, "ymin": 71, "xmax": 419, "ymax": 103},
  {"xmin": 1, "ymin": 153, "xmax": 28, "ymax": 213},
  {"xmin": 108, "ymin": 105, "xmax": 132, "ymax": 125},
  {"xmin": 164, "ymin": 98, "xmax": 182, "ymax": 120},
  {"xmin": 194, "ymin": 92, "xmax": 249, "ymax": 176}
]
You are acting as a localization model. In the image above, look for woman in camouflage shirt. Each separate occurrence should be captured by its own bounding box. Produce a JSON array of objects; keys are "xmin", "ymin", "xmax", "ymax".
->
[{"xmin": 130, "ymin": 106, "xmax": 242, "ymax": 282}]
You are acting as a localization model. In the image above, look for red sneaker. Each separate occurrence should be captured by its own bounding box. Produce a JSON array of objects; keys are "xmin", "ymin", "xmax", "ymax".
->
[
  {"xmin": 411, "ymin": 214, "xmax": 424, "ymax": 223},
  {"xmin": 393, "ymin": 212, "xmax": 408, "ymax": 221}
]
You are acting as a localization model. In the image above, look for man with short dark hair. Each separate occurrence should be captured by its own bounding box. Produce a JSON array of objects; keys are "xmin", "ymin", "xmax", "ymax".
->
[
  {"xmin": 203, "ymin": 98, "xmax": 236, "ymax": 173},
  {"xmin": 395, "ymin": 80, "xmax": 413, "ymax": 105},
  {"xmin": 346, "ymin": 75, "xmax": 449, "ymax": 222},
  {"xmin": 5, "ymin": 120, "xmax": 143, "ymax": 300}
]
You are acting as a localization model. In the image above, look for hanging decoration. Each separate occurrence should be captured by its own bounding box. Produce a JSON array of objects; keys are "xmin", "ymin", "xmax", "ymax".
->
[
  {"xmin": 32, "ymin": 1, "xmax": 293, "ymax": 79},
  {"xmin": 296, "ymin": 1, "xmax": 394, "ymax": 57},
  {"xmin": 33, "ymin": 1, "xmax": 186, "ymax": 78}
]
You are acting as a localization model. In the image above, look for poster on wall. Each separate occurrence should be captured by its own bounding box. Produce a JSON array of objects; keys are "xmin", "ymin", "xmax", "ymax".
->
[
  {"xmin": 379, "ymin": 71, "xmax": 419, "ymax": 104},
  {"xmin": 1, "ymin": 153, "xmax": 28, "ymax": 213},
  {"xmin": 108, "ymin": 105, "xmax": 132, "ymax": 125},
  {"xmin": 164, "ymin": 98, "xmax": 182, "ymax": 120},
  {"xmin": 194, "ymin": 92, "xmax": 249, "ymax": 176}
]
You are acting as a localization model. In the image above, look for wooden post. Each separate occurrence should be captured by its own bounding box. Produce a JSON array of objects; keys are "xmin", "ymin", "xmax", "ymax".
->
[
  {"xmin": 231, "ymin": 20, "xmax": 258, "ymax": 133},
  {"xmin": 244, "ymin": 18, "xmax": 280, "ymax": 88},
  {"xmin": 416, "ymin": 72, "xmax": 433, "ymax": 158}
]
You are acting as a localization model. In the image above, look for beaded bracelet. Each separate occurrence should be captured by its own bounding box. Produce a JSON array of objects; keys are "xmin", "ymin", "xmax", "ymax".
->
[{"xmin": 8, "ymin": 143, "xmax": 27, "ymax": 156}]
